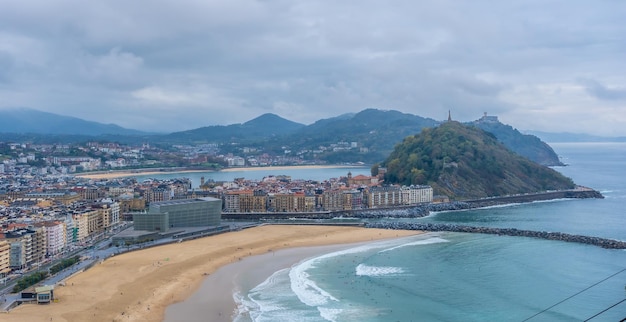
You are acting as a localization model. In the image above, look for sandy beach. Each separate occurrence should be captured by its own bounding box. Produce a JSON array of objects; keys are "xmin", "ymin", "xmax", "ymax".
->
[
  {"xmin": 76, "ymin": 165, "xmax": 363, "ymax": 180},
  {"xmin": 3, "ymin": 225, "xmax": 419, "ymax": 322}
]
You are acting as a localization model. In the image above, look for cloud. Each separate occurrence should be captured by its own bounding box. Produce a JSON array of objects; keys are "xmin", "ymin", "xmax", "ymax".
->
[
  {"xmin": 0, "ymin": 0, "xmax": 624, "ymax": 135},
  {"xmin": 579, "ymin": 79, "xmax": 626, "ymax": 101}
]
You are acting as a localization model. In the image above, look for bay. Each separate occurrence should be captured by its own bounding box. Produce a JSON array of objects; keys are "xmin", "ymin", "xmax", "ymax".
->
[
  {"xmin": 157, "ymin": 142, "xmax": 626, "ymax": 321},
  {"xmin": 233, "ymin": 142, "xmax": 626, "ymax": 321},
  {"xmin": 131, "ymin": 166, "xmax": 370, "ymax": 188}
]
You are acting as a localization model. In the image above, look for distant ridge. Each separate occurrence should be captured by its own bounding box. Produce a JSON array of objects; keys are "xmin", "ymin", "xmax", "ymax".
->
[
  {"xmin": 469, "ymin": 114, "xmax": 563, "ymax": 166},
  {"xmin": 0, "ymin": 108, "xmax": 592, "ymax": 168},
  {"xmin": 0, "ymin": 108, "xmax": 147, "ymax": 136},
  {"xmin": 164, "ymin": 113, "xmax": 305, "ymax": 143}
]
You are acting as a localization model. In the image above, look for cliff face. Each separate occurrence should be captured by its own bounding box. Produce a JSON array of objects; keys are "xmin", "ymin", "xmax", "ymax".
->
[{"xmin": 382, "ymin": 121, "xmax": 576, "ymax": 200}]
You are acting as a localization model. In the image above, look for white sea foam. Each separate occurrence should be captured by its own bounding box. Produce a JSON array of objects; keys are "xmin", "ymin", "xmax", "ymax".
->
[
  {"xmin": 355, "ymin": 264, "xmax": 405, "ymax": 277},
  {"xmin": 289, "ymin": 257, "xmax": 339, "ymax": 307},
  {"xmin": 241, "ymin": 235, "xmax": 447, "ymax": 322},
  {"xmin": 236, "ymin": 268, "xmax": 295, "ymax": 322},
  {"xmin": 318, "ymin": 307, "xmax": 343, "ymax": 322},
  {"xmin": 287, "ymin": 239, "xmax": 418, "ymax": 321},
  {"xmin": 378, "ymin": 236, "xmax": 449, "ymax": 253}
]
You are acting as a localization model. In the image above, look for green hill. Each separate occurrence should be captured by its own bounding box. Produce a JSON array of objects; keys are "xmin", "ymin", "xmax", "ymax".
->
[{"xmin": 382, "ymin": 121, "xmax": 575, "ymax": 199}]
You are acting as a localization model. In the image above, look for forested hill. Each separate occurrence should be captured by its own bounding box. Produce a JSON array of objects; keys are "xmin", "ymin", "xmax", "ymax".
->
[{"xmin": 382, "ymin": 121, "xmax": 576, "ymax": 200}]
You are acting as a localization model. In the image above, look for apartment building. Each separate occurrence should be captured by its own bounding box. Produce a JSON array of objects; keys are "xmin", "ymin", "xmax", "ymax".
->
[
  {"xmin": 368, "ymin": 186, "xmax": 403, "ymax": 208},
  {"xmin": 3, "ymin": 230, "xmax": 33, "ymax": 269},
  {"xmin": 92, "ymin": 201, "xmax": 120, "ymax": 232},
  {"xmin": 401, "ymin": 185, "xmax": 434, "ymax": 204},
  {"xmin": 35, "ymin": 221, "xmax": 66, "ymax": 256},
  {"xmin": 239, "ymin": 190, "xmax": 267, "ymax": 212},
  {"xmin": 0, "ymin": 241, "xmax": 10, "ymax": 277}
]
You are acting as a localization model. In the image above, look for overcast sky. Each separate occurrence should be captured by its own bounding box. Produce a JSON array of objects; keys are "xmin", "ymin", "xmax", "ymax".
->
[{"xmin": 1, "ymin": 1, "xmax": 625, "ymax": 135}]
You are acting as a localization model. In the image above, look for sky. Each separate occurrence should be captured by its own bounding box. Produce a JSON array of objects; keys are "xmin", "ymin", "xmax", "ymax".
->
[{"xmin": 0, "ymin": 1, "xmax": 625, "ymax": 136}]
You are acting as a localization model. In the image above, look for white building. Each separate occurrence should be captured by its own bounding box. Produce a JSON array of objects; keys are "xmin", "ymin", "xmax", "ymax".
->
[
  {"xmin": 37, "ymin": 221, "xmax": 67, "ymax": 256},
  {"xmin": 401, "ymin": 185, "xmax": 434, "ymax": 205}
]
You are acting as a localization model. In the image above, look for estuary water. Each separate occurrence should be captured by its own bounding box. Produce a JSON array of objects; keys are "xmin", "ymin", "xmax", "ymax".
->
[
  {"xmin": 231, "ymin": 142, "xmax": 626, "ymax": 322},
  {"xmin": 157, "ymin": 142, "xmax": 626, "ymax": 321},
  {"xmin": 132, "ymin": 166, "xmax": 370, "ymax": 188}
]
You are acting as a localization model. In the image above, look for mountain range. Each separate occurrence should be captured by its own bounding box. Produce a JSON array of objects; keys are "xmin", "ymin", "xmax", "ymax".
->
[
  {"xmin": 0, "ymin": 107, "xmax": 606, "ymax": 165},
  {"xmin": 0, "ymin": 108, "xmax": 147, "ymax": 136}
]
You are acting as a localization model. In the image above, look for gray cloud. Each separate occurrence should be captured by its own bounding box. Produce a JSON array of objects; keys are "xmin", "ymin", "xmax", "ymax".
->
[
  {"xmin": 0, "ymin": 0, "xmax": 624, "ymax": 135},
  {"xmin": 579, "ymin": 79, "xmax": 626, "ymax": 101}
]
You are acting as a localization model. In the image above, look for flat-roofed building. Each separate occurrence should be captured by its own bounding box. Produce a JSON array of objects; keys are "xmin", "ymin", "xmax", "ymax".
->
[
  {"xmin": 92, "ymin": 201, "xmax": 120, "ymax": 232},
  {"xmin": 72, "ymin": 213, "xmax": 89, "ymax": 242},
  {"xmin": 241, "ymin": 190, "xmax": 267, "ymax": 213},
  {"xmin": 30, "ymin": 226, "xmax": 47, "ymax": 265},
  {"xmin": 401, "ymin": 185, "xmax": 433, "ymax": 204},
  {"xmin": 35, "ymin": 221, "xmax": 66, "ymax": 257},
  {"xmin": 368, "ymin": 186, "xmax": 403, "ymax": 208},
  {"xmin": 133, "ymin": 197, "xmax": 221, "ymax": 232},
  {"xmin": 323, "ymin": 190, "xmax": 344, "ymax": 211},
  {"xmin": 4, "ymin": 230, "xmax": 33, "ymax": 269}
]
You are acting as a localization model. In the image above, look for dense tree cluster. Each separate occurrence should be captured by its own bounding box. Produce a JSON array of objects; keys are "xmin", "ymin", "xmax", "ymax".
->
[
  {"xmin": 382, "ymin": 122, "xmax": 575, "ymax": 199},
  {"xmin": 49, "ymin": 256, "xmax": 81, "ymax": 275},
  {"xmin": 12, "ymin": 271, "xmax": 48, "ymax": 293}
]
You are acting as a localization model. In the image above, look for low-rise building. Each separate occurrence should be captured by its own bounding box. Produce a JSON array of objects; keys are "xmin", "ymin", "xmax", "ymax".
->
[{"xmin": 133, "ymin": 197, "xmax": 222, "ymax": 232}]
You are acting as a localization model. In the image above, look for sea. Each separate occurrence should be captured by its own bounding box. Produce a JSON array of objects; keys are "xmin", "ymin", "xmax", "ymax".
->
[{"xmin": 158, "ymin": 142, "xmax": 626, "ymax": 321}]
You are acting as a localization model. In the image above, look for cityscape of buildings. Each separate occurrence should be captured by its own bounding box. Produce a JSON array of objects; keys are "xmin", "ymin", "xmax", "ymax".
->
[{"xmin": 0, "ymin": 139, "xmax": 432, "ymax": 282}]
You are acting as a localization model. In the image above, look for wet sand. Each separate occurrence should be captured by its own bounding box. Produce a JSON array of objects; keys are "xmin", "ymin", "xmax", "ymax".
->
[{"xmin": 164, "ymin": 243, "xmax": 378, "ymax": 322}]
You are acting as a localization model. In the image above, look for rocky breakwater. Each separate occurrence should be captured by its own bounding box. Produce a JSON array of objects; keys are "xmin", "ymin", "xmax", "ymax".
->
[
  {"xmin": 366, "ymin": 222, "xmax": 626, "ymax": 249},
  {"xmin": 464, "ymin": 187, "xmax": 604, "ymax": 208}
]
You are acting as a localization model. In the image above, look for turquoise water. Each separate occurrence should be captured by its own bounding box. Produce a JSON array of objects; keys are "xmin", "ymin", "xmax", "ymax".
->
[
  {"xmin": 236, "ymin": 234, "xmax": 624, "ymax": 322},
  {"xmin": 150, "ymin": 143, "xmax": 626, "ymax": 321},
  {"xmin": 232, "ymin": 143, "xmax": 626, "ymax": 322}
]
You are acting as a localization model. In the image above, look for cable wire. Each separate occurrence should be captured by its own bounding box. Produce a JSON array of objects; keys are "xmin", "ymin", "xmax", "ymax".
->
[
  {"xmin": 522, "ymin": 268, "xmax": 626, "ymax": 321},
  {"xmin": 584, "ymin": 298, "xmax": 626, "ymax": 321}
]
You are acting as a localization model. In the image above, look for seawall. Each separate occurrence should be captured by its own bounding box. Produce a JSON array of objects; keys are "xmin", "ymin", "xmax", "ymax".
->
[{"xmin": 365, "ymin": 222, "xmax": 626, "ymax": 249}]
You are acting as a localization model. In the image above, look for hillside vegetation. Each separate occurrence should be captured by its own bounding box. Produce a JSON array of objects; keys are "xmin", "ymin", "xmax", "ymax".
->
[
  {"xmin": 383, "ymin": 121, "xmax": 575, "ymax": 199},
  {"xmin": 472, "ymin": 119, "xmax": 563, "ymax": 166}
]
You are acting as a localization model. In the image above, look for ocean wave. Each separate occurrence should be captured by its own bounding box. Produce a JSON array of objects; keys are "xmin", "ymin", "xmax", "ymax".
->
[
  {"xmin": 289, "ymin": 257, "xmax": 339, "ymax": 307},
  {"xmin": 287, "ymin": 238, "xmax": 423, "ymax": 321},
  {"xmin": 378, "ymin": 236, "xmax": 449, "ymax": 253},
  {"xmin": 355, "ymin": 264, "xmax": 405, "ymax": 277},
  {"xmin": 236, "ymin": 268, "xmax": 291, "ymax": 322}
]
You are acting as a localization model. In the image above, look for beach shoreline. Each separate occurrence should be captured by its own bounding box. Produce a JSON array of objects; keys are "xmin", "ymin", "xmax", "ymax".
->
[
  {"xmin": 165, "ymin": 241, "xmax": 391, "ymax": 322},
  {"xmin": 75, "ymin": 165, "xmax": 365, "ymax": 180},
  {"xmin": 2, "ymin": 225, "xmax": 419, "ymax": 322}
]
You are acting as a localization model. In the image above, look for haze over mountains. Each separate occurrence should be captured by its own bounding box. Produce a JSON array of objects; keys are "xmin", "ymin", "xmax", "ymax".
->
[
  {"xmin": 0, "ymin": 107, "xmax": 621, "ymax": 166},
  {"xmin": 1, "ymin": 107, "xmax": 623, "ymax": 142},
  {"xmin": 0, "ymin": 108, "xmax": 147, "ymax": 136}
]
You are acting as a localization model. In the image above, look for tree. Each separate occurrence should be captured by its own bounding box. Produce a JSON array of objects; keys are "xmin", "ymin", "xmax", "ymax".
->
[{"xmin": 371, "ymin": 163, "xmax": 379, "ymax": 176}]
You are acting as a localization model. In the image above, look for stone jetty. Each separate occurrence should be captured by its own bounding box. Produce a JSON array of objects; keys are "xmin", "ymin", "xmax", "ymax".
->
[{"xmin": 365, "ymin": 222, "xmax": 626, "ymax": 249}]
